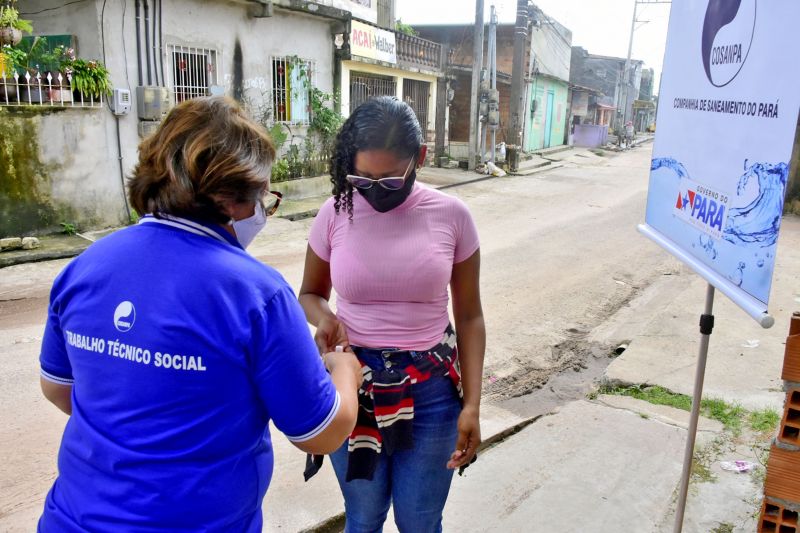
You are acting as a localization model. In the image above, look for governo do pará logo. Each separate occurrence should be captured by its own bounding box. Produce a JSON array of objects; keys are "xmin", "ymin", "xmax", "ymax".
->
[
  {"xmin": 114, "ymin": 301, "xmax": 136, "ymax": 332},
  {"xmin": 701, "ymin": 0, "xmax": 756, "ymax": 87}
]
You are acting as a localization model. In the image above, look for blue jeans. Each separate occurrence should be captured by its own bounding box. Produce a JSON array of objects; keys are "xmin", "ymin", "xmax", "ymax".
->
[{"xmin": 330, "ymin": 349, "xmax": 462, "ymax": 533}]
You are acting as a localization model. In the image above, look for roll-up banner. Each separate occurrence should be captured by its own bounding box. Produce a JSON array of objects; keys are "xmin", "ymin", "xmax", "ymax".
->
[{"xmin": 641, "ymin": 0, "xmax": 800, "ymax": 327}]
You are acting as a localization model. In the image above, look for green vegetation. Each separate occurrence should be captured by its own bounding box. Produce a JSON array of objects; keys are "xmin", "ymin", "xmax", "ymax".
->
[
  {"xmin": 60, "ymin": 222, "xmax": 77, "ymax": 236},
  {"xmin": 598, "ymin": 384, "xmax": 770, "ymax": 435},
  {"xmin": 0, "ymin": 5, "xmax": 33, "ymax": 34},
  {"xmin": 395, "ymin": 19, "xmax": 418, "ymax": 37},
  {"xmin": 68, "ymin": 58, "xmax": 112, "ymax": 98},
  {"xmin": 749, "ymin": 408, "xmax": 781, "ymax": 433}
]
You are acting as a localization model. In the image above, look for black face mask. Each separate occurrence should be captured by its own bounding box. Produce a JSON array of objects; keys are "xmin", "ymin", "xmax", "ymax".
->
[{"xmin": 358, "ymin": 170, "xmax": 417, "ymax": 213}]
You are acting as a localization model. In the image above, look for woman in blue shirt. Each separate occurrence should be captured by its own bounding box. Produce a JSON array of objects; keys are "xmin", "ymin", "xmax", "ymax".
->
[{"xmin": 38, "ymin": 96, "xmax": 362, "ymax": 532}]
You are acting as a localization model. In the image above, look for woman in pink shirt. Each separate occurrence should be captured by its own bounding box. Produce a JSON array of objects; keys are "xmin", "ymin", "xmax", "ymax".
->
[{"xmin": 300, "ymin": 96, "xmax": 485, "ymax": 532}]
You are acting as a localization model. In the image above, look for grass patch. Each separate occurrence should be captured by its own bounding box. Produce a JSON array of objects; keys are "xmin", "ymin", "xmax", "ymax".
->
[
  {"xmin": 748, "ymin": 408, "xmax": 781, "ymax": 433},
  {"xmin": 599, "ymin": 384, "xmax": 746, "ymax": 433}
]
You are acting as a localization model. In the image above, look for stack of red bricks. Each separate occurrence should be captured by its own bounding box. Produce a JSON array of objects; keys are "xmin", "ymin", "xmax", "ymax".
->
[{"xmin": 760, "ymin": 312, "xmax": 800, "ymax": 532}]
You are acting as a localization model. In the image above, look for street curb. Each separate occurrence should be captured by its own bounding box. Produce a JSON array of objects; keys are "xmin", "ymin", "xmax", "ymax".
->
[
  {"xmin": 510, "ymin": 161, "xmax": 565, "ymax": 177},
  {"xmin": 0, "ymin": 246, "xmax": 90, "ymax": 269}
]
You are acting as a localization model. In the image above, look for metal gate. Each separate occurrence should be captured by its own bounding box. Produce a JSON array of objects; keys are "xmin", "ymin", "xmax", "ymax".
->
[
  {"xmin": 350, "ymin": 72, "xmax": 396, "ymax": 113},
  {"xmin": 402, "ymin": 79, "xmax": 430, "ymax": 136}
]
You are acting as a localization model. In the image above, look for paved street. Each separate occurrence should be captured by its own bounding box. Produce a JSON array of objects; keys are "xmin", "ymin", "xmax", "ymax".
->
[{"xmin": 1, "ymin": 144, "xmax": 797, "ymax": 531}]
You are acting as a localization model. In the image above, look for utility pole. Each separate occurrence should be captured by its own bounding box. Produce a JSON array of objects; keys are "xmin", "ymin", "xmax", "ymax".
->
[
  {"xmin": 507, "ymin": 0, "xmax": 528, "ymax": 172},
  {"xmin": 621, "ymin": 0, "xmax": 671, "ymax": 130},
  {"xmin": 468, "ymin": 0, "xmax": 485, "ymax": 171}
]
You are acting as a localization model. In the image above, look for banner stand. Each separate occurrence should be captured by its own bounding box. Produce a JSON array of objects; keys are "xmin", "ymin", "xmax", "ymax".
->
[{"xmin": 673, "ymin": 284, "xmax": 716, "ymax": 533}]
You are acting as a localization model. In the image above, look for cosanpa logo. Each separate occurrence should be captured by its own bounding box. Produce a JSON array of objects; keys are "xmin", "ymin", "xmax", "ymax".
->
[
  {"xmin": 113, "ymin": 301, "xmax": 136, "ymax": 332},
  {"xmin": 701, "ymin": 0, "xmax": 756, "ymax": 87}
]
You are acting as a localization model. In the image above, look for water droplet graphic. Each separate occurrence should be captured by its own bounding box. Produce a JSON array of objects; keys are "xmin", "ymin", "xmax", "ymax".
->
[
  {"xmin": 731, "ymin": 262, "xmax": 746, "ymax": 287},
  {"xmin": 698, "ymin": 235, "xmax": 718, "ymax": 260}
]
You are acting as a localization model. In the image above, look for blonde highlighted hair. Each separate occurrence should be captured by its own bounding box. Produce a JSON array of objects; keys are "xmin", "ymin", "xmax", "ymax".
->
[{"xmin": 129, "ymin": 96, "xmax": 276, "ymax": 223}]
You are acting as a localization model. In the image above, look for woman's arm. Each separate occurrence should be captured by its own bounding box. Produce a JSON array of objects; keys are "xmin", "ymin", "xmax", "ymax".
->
[
  {"xmin": 290, "ymin": 350, "xmax": 362, "ymax": 455},
  {"xmin": 299, "ymin": 245, "xmax": 351, "ymax": 353},
  {"xmin": 41, "ymin": 377, "xmax": 72, "ymax": 415},
  {"xmin": 447, "ymin": 249, "xmax": 485, "ymax": 469}
]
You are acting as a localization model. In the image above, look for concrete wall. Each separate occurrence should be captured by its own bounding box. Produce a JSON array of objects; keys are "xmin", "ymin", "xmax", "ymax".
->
[
  {"xmin": 529, "ymin": 18, "xmax": 572, "ymax": 82},
  {"xmin": 300, "ymin": 0, "xmax": 377, "ymax": 24},
  {"xmin": 3, "ymin": 0, "xmax": 345, "ymax": 234}
]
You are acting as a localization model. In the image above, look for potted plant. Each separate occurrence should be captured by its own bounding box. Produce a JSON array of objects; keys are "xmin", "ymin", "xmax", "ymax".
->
[
  {"xmin": 67, "ymin": 58, "xmax": 111, "ymax": 100},
  {"xmin": 0, "ymin": 4, "xmax": 33, "ymax": 47},
  {"xmin": 0, "ymin": 43, "xmax": 24, "ymax": 101},
  {"xmin": 39, "ymin": 44, "xmax": 75, "ymax": 103}
]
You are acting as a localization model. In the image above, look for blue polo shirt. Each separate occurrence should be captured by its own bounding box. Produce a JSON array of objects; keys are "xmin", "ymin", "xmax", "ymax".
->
[{"xmin": 38, "ymin": 215, "xmax": 338, "ymax": 532}]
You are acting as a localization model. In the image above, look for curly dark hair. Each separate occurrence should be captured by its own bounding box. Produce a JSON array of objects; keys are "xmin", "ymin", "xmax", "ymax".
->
[{"xmin": 330, "ymin": 96, "xmax": 424, "ymax": 218}]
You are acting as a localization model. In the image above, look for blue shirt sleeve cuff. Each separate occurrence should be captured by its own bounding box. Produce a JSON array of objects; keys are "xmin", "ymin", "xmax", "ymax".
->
[
  {"xmin": 285, "ymin": 391, "xmax": 341, "ymax": 443},
  {"xmin": 40, "ymin": 368, "xmax": 74, "ymax": 385}
]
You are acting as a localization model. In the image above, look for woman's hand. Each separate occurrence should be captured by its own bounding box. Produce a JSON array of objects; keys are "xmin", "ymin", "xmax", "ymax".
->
[
  {"xmin": 315, "ymin": 316, "xmax": 351, "ymax": 354},
  {"xmin": 447, "ymin": 405, "xmax": 481, "ymax": 469},
  {"xmin": 323, "ymin": 350, "xmax": 364, "ymax": 389}
]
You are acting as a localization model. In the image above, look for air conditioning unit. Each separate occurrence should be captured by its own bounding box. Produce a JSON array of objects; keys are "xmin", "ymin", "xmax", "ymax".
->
[{"xmin": 136, "ymin": 86, "xmax": 171, "ymax": 120}]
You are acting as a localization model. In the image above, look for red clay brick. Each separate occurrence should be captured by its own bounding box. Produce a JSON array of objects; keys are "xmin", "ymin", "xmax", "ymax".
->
[
  {"xmin": 780, "ymin": 389, "xmax": 800, "ymax": 447},
  {"xmin": 765, "ymin": 444, "xmax": 800, "ymax": 504},
  {"xmin": 759, "ymin": 498, "xmax": 799, "ymax": 532},
  {"xmin": 783, "ymin": 336, "xmax": 800, "ymax": 383}
]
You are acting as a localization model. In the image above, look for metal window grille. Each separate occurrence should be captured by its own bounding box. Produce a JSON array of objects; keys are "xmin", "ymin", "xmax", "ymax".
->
[
  {"xmin": 169, "ymin": 45, "xmax": 218, "ymax": 103},
  {"xmin": 377, "ymin": 0, "xmax": 392, "ymax": 28},
  {"xmin": 350, "ymin": 73, "xmax": 396, "ymax": 113},
  {"xmin": 272, "ymin": 57, "xmax": 313, "ymax": 124},
  {"xmin": 402, "ymin": 79, "xmax": 430, "ymax": 136}
]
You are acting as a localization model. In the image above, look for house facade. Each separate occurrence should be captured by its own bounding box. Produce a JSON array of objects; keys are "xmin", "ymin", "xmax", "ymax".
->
[
  {"xmin": 569, "ymin": 46, "xmax": 644, "ymax": 131},
  {"xmin": 1, "ymin": 0, "xmax": 443, "ymax": 236},
  {"xmin": 415, "ymin": 3, "xmax": 572, "ymax": 160}
]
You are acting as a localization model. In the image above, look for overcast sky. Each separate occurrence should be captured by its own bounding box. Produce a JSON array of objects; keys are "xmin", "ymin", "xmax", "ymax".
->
[{"xmin": 396, "ymin": 0, "xmax": 671, "ymax": 88}]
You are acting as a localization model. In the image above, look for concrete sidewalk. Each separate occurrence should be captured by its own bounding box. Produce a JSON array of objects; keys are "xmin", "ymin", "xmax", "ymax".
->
[{"xmin": 429, "ymin": 215, "xmax": 800, "ymax": 533}]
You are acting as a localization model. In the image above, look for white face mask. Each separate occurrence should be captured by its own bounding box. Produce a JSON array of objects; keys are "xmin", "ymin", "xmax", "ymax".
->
[{"xmin": 231, "ymin": 204, "xmax": 267, "ymax": 248}]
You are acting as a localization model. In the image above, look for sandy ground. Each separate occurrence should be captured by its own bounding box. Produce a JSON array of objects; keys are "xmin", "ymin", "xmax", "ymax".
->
[{"xmin": 0, "ymin": 145, "xmax": 679, "ymax": 529}]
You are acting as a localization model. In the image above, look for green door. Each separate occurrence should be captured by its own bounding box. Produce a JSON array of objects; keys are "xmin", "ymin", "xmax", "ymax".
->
[{"xmin": 544, "ymin": 90, "xmax": 555, "ymax": 148}]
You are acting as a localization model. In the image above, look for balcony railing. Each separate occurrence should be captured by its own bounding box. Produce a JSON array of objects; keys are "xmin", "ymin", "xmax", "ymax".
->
[
  {"xmin": 395, "ymin": 32, "xmax": 443, "ymax": 72},
  {"xmin": 0, "ymin": 70, "xmax": 104, "ymax": 108}
]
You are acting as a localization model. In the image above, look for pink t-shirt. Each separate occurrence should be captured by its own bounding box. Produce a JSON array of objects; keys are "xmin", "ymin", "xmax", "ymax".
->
[{"xmin": 308, "ymin": 183, "xmax": 480, "ymax": 351}]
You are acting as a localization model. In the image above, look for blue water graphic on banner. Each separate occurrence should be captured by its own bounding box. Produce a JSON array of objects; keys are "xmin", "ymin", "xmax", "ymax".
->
[{"xmin": 647, "ymin": 157, "xmax": 788, "ymax": 302}]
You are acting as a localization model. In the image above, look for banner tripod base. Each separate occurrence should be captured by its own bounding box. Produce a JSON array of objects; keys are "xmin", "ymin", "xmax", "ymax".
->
[{"xmin": 673, "ymin": 283, "xmax": 716, "ymax": 533}]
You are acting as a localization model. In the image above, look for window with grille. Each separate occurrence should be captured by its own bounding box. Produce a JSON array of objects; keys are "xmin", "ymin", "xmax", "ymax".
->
[
  {"xmin": 403, "ymin": 79, "xmax": 430, "ymax": 135},
  {"xmin": 350, "ymin": 72, "xmax": 396, "ymax": 113},
  {"xmin": 272, "ymin": 57, "xmax": 313, "ymax": 124},
  {"xmin": 169, "ymin": 45, "xmax": 219, "ymax": 103}
]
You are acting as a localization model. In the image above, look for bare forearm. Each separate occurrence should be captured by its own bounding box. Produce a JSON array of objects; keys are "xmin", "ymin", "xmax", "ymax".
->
[
  {"xmin": 298, "ymin": 293, "xmax": 336, "ymax": 327},
  {"xmin": 40, "ymin": 377, "xmax": 72, "ymax": 415},
  {"xmin": 456, "ymin": 315, "xmax": 486, "ymax": 410}
]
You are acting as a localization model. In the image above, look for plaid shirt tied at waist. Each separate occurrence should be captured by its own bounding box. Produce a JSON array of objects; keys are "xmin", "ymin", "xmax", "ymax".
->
[{"xmin": 305, "ymin": 325, "xmax": 463, "ymax": 482}]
